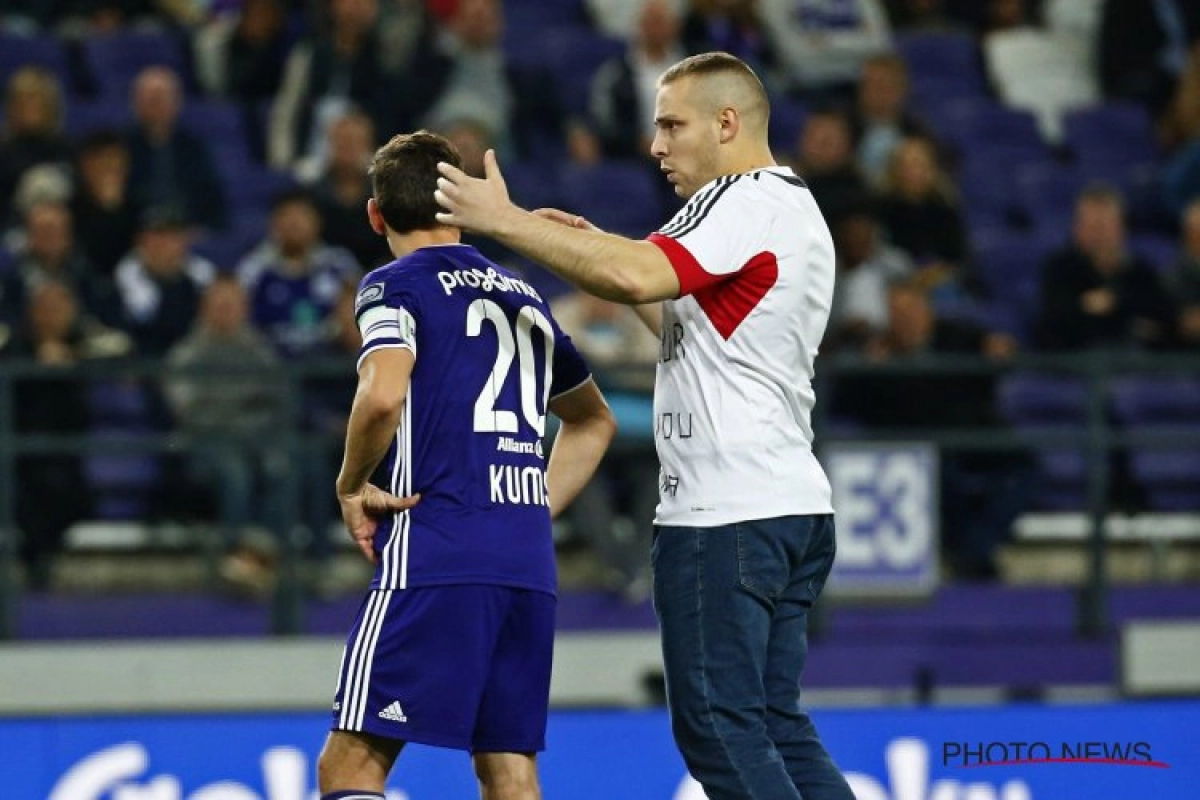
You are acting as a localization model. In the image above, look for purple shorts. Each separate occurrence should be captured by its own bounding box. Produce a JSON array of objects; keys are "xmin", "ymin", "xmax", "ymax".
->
[{"xmin": 330, "ymin": 585, "xmax": 556, "ymax": 752}]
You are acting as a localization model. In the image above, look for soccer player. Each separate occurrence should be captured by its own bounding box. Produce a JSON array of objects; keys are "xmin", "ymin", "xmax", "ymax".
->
[
  {"xmin": 434, "ymin": 53, "xmax": 855, "ymax": 799},
  {"xmin": 318, "ymin": 131, "xmax": 616, "ymax": 800}
]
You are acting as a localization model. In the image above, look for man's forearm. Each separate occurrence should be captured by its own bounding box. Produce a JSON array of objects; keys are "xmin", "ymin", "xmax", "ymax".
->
[
  {"xmin": 336, "ymin": 397, "xmax": 401, "ymax": 496},
  {"xmin": 546, "ymin": 417, "xmax": 616, "ymax": 519},
  {"xmin": 495, "ymin": 208, "xmax": 673, "ymax": 304}
]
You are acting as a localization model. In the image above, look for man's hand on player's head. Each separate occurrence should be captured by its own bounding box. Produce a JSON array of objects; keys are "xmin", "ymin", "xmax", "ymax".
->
[
  {"xmin": 338, "ymin": 484, "xmax": 421, "ymax": 564},
  {"xmin": 434, "ymin": 149, "xmax": 520, "ymax": 236}
]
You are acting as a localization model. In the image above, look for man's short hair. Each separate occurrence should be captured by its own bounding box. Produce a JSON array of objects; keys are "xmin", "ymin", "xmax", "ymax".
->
[
  {"xmin": 370, "ymin": 131, "xmax": 463, "ymax": 235},
  {"xmin": 270, "ymin": 186, "xmax": 317, "ymax": 214},
  {"xmin": 658, "ymin": 51, "xmax": 769, "ymax": 125},
  {"xmin": 1077, "ymin": 181, "xmax": 1125, "ymax": 212},
  {"xmin": 78, "ymin": 130, "xmax": 126, "ymax": 157}
]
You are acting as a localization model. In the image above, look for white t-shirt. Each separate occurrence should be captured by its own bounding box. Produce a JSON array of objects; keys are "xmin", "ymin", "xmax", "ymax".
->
[{"xmin": 646, "ymin": 166, "xmax": 835, "ymax": 526}]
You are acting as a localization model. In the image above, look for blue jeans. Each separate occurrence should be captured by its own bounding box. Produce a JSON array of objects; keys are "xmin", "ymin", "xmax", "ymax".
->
[{"xmin": 652, "ymin": 515, "xmax": 853, "ymax": 800}]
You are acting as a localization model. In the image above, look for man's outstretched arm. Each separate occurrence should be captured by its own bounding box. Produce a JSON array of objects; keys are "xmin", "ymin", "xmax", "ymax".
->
[{"xmin": 435, "ymin": 151, "xmax": 681, "ymax": 306}]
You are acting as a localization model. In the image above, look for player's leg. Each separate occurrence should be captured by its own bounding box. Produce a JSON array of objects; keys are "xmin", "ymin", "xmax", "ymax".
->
[
  {"xmin": 762, "ymin": 515, "xmax": 855, "ymax": 800},
  {"xmin": 317, "ymin": 729, "xmax": 402, "ymax": 795},
  {"xmin": 470, "ymin": 588, "xmax": 555, "ymax": 800},
  {"xmin": 652, "ymin": 523, "xmax": 800, "ymax": 800},
  {"xmin": 472, "ymin": 752, "xmax": 541, "ymax": 800}
]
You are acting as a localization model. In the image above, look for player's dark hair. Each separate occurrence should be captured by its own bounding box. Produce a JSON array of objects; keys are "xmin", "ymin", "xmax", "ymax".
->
[{"xmin": 370, "ymin": 130, "xmax": 462, "ymax": 235}]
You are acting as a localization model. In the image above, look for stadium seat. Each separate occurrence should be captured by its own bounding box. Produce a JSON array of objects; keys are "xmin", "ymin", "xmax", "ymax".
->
[
  {"xmin": 0, "ymin": 33, "xmax": 71, "ymax": 90},
  {"xmin": 80, "ymin": 30, "xmax": 189, "ymax": 98},
  {"xmin": 1128, "ymin": 233, "xmax": 1179, "ymax": 274},
  {"xmin": 64, "ymin": 99, "xmax": 129, "ymax": 137},
  {"xmin": 895, "ymin": 31, "xmax": 986, "ymax": 92},
  {"xmin": 1063, "ymin": 103, "xmax": 1159, "ymax": 165},
  {"xmin": 180, "ymin": 100, "xmax": 250, "ymax": 151},
  {"xmin": 1109, "ymin": 378, "xmax": 1200, "ymax": 426},
  {"xmin": 1128, "ymin": 438, "xmax": 1200, "ymax": 511},
  {"xmin": 506, "ymin": 0, "xmax": 588, "ymax": 28},
  {"xmin": 540, "ymin": 29, "xmax": 626, "ymax": 116},
  {"xmin": 941, "ymin": 102, "xmax": 1047, "ymax": 156},
  {"xmin": 998, "ymin": 374, "xmax": 1089, "ymax": 425},
  {"xmin": 86, "ymin": 382, "xmax": 164, "ymax": 522},
  {"xmin": 558, "ymin": 161, "xmax": 662, "ymax": 237},
  {"xmin": 970, "ymin": 237, "xmax": 1048, "ymax": 309},
  {"xmin": 504, "ymin": 161, "xmax": 563, "ymax": 212},
  {"xmin": 1013, "ymin": 163, "xmax": 1085, "ymax": 240},
  {"xmin": 768, "ymin": 96, "xmax": 807, "ymax": 156}
]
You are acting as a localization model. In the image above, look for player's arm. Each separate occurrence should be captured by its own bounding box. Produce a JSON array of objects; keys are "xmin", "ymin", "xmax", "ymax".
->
[
  {"xmin": 337, "ymin": 348, "xmax": 420, "ymax": 561},
  {"xmin": 436, "ymin": 153, "xmax": 680, "ymax": 305},
  {"xmin": 545, "ymin": 379, "xmax": 617, "ymax": 519},
  {"xmin": 633, "ymin": 302, "xmax": 663, "ymax": 337}
]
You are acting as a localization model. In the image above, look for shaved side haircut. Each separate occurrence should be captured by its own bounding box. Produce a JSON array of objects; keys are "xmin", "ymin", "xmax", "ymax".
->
[{"xmin": 659, "ymin": 51, "xmax": 770, "ymax": 132}]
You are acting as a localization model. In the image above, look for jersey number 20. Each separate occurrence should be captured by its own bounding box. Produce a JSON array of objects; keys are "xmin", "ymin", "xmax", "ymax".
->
[{"xmin": 466, "ymin": 299, "xmax": 555, "ymax": 436}]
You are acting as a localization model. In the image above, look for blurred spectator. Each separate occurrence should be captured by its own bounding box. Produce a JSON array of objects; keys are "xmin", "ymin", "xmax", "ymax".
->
[
  {"xmin": 1169, "ymin": 198, "xmax": 1200, "ymax": 347},
  {"xmin": 590, "ymin": 0, "xmax": 686, "ymax": 161},
  {"xmin": 421, "ymin": 0, "xmax": 567, "ymax": 160},
  {"xmin": 792, "ymin": 109, "xmax": 871, "ymax": 227},
  {"xmin": 1, "ymin": 280, "xmax": 130, "ymax": 589},
  {"xmin": 1162, "ymin": 45, "xmax": 1200, "ymax": 215},
  {"xmin": 759, "ymin": 0, "xmax": 891, "ymax": 101},
  {"xmin": 981, "ymin": 0, "xmax": 1033, "ymax": 34},
  {"xmin": 194, "ymin": 0, "xmax": 293, "ymax": 103},
  {"xmin": 0, "ymin": 68, "xmax": 72, "ymax": 225},
  {"xmin": 1099, "ymin": 0, "xmax": 1200, "ymax": 118},
  {"xmin": 1035, "ymin": 184, "xmax": 1176, "ymax": 351},
  {"xmin": 126, "ymin": 67, "xmax": 228, "ymax": 230},
  {"xmin": 71, "ymin": 131, "xmax": 138, "ymax": 278},
  {"xmin": 270, "ymin": 0, "xmax": 432, "ymax": 170},
  {"xmin": 166, "ymin": 277, "xmax": 290, "ymax": 595},
  {"xmin": 834, "ymin": 280, "xmax": 1027, "ymax": 578},
  {"xmin": 826, "ymin": 203, "xmax": 913, "ymax": 351},
  {"xmin": 551, "ymin": 290, "xmax": 658, "ymax": 598},
  {"xmin": 681, "ymin": 0, "xmax": 776, "ymax": 73},
  {"xmin": 237, "ymin": 188, "xmax": 360, "ymax": 358},
  {"xmin": 113, "ymin": 206, "xmax": 216, "ymax": 356},
  {"xmin": 877, "ymin": 136, "xmax": 967, "ymax": 291},
  {"xmin": 0, "ymin": 202, "xmax": 115, "ymax": 327},
  {"xmin": 307, "ymin": 111, "xmax": 392, "ymax": 270},
  {"xmin": 850, "ymin": 53, "xmax": 933, "ymax": 184}
]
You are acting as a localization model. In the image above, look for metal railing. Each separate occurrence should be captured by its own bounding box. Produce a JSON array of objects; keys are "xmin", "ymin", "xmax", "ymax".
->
[{"xmin": 0, "ymin": 352, "xmax": 1197, "ymax": 639}]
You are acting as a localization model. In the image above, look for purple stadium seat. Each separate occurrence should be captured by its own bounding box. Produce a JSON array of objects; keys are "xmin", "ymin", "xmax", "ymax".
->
[
  {"xmin": 895, "ymin": 31, "xmax": 986, "ymax": 90},
  {"xmin": 768, "ymin": 97, "xmax": 807, "ymax": 155},
  {"xmin": 541, "ymin": 29, "xmax": 626, "ymax": 115},
  {"xmin": 64, "ymin": 99, "xmax": 129, "ymax": 137},
  {"xmin": 192, "ymin": 225, "xmax": 264, "ymax": 272},
  {"xmin": 942, "ymin": 103, "xmax": 1047, "ymax": 155},
  {"xmin": 970, "ymin": 238, "xmax": 1047, "ymax": 308},
  {"xmin": 998, "ymin": 374, "xmax": 1088, "ymax": 424},
  {"xmin": 1128, "ymin": 426, "xmax": 1200, "ymax": 511},
  {"xmin": 81, "ymin": 30, "xmax": 189, "ymax": 98},
  {"xmin": 219, "ymin": 165, "xmax": 297, "ymax": 211},
  {"xmin": 506, "ymin": 0, "xmax": 587, "ymax": 28},
  {"xmin": 0, "ymin": 33, "xmax": 70, "ymax": 90},
  {"xmin": 558, "ymin": 161, "xmax": 662, "ymax": 237},
  {"xmin": 1109, "ymin": 378, "xmax": 1200, "ymax": 425},
  {"xmin": 1129, "ymin": 233, "xmax": 1179, "ymax": 273},
  {"xmin": 1063, "ymin": 103, "xmax": 1159, "ymax": 165},
  {"xmin": 1013, "ymin": 163, "xmax": 1084, "ymax": 239},
  {"xmin": 180, "ymin": 100, "xmax": 247, "ymax": 147},
  {"xmin": 504, "ymin": 161, "xmax": 563, "ymax": 211},
  {"xmin": 88, "ymin": 380, "xmax": 152, "ymax": 424}
]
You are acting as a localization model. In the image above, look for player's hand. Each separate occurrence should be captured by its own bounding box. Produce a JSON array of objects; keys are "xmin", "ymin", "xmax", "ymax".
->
[
  {"xmin": 434, "ymin": 149, "xmax": 518, "ymax": 236},
  {"xmin": 533, "ymin": 207, "xmax": 601, "ymax": 232},
  {"xmin": 338, "ymin": 485, "xmax": 421, "ymax": 564}
]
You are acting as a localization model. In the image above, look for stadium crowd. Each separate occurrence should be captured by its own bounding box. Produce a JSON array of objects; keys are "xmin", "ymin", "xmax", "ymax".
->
[{"xmin": 0, "ymin": 0, "xmax": 1198, "ymax": 590}]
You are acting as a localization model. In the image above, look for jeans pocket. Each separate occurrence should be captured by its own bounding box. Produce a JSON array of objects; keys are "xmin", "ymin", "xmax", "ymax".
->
[{"xmin": 735, "ymin": 521, "xmax": 788, "ymax": 602}]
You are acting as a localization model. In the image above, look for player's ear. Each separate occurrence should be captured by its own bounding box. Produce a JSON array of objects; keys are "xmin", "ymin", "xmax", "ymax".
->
[
  {"xmin": 718, "ymin": 107, "xmax": 739, "ymax": 144},
  {"xmin": 366, "ymin": 198, "xmax": 387, "ymax": 236}
]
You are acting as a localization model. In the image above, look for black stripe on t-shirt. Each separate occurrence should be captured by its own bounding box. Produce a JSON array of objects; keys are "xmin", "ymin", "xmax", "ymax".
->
[
  {"xmin": 660, "ymin": 175, "xmax": 742, "ymax": 239},
  {"xmin": 658, "ymin": 175, "xmax": 732, "ymax": 237}
]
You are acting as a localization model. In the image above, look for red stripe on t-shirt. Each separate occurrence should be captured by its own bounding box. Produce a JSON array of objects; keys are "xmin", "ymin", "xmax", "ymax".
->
[{"xmin": 646, "ymin": 233, "xmax": 778, "ymax": 340}]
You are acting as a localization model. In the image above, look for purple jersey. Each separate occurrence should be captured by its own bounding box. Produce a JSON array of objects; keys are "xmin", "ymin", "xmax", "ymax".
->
[{"xmin": 355, "ymin": 244, "xmax": 590, "ymax": 595}]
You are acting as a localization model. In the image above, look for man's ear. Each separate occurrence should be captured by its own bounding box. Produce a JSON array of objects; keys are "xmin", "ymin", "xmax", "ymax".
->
[
  {"xmin": 718, "ymin": 107, "xmax": 740, "ymax": 144},
  {"xmin": 366, "ymin": 197, "xmax": 387, "ymax": 236}
]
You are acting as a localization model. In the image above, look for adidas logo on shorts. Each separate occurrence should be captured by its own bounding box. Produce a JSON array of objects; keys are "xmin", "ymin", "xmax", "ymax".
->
[{"xmin": 378, "ymin": 701, "xmax": 408, "ymax": 723}]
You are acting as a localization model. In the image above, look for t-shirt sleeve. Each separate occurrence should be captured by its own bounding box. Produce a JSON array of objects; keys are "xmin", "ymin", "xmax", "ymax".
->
[
  {"xmin": 354, "ymin": 275, "xmax": 418, "ymax": 370},
  {"xmin": 549, "ymin": 319, "xmax": 592, "ymax": 400},
  {"xmin": 646, "ymin": 178, "xmax": 769, "ymax": 297}
]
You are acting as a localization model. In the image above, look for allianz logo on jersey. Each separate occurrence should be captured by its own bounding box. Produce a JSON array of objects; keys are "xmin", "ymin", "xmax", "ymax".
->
[
  {"xmin": 437, "ymin": 266, "xmax": 542, "ymax": 300},
  {"xmin": 674, "ymin": 738, "xmax": 1032, "ymax": 800},
  {"xmin": 48, "ymin": 743, "xmax": 410, "ymax": 800}
]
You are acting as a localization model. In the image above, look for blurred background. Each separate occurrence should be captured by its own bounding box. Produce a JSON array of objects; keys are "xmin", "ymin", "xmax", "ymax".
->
[{"xmin": 0, "ymin": 0, "xmax": 1198, "ymax": 797}]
